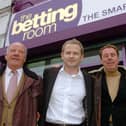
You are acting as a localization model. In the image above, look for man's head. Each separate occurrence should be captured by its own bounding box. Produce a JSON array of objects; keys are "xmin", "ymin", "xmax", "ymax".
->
[
  {"xmin": 61, "ymin": 39, "xmax": 84, "ymax": 70},
  {"xmin": 99, "ymin": 44, "xmax": 119, "ymax": 72},
  {"xmin": 5, "ymin": 42, "xmax": 27, "ymax": 71}
]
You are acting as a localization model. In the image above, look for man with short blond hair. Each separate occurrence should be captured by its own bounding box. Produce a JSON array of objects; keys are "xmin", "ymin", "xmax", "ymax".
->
[{"xmin": 39, "ymin": 38, "xmax": 96, "ymax": 126}]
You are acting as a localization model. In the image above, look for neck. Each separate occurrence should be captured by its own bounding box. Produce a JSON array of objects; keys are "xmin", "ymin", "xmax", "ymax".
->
[
  {"xmin": 64, "ymin": 66, "xmax": 79, "ymax": 75},
  {"xmin": 7, "ymin": 65, "xmax": 18, "ymax": 71},
  {"xmin": 104, "ymin": 69, "xmax": 120, "ymax": 76}
]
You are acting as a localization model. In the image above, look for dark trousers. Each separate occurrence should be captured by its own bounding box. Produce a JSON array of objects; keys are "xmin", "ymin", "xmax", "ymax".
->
[
  {"xmin": 45, "ymin": 122, "xmax": 85, "ymax": 126},
  {"xmin": 109, "ymin": 122, "xmax": 113, "ymax": 126}
]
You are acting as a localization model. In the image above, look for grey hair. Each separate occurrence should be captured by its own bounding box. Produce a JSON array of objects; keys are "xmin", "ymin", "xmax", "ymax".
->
[{"xmin": 6, "ymin": 42, "xmax": 27, "ymax": 57}]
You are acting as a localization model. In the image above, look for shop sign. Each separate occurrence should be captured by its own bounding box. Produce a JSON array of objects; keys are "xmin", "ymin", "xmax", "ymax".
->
[{"xmin": 5, "ymin": 0, "xmax": 126, "ymax": 46}]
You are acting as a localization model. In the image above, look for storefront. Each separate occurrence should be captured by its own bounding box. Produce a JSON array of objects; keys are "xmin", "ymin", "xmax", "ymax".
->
[{"xmin": 0, "ymin": 0, "xmax": 126, "ymax": 76}]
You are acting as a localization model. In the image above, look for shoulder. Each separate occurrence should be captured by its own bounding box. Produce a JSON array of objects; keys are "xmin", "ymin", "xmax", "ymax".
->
[
  {"xmin": 81, "ymin": 69, "xmax": 93, "ymax": 81},
  {"xmin": 82, "ymin": 69, "xmax": 91, "ymax": 77},
  {"xmin": 23, "ymin": 66, "xmax": 40, "ymax": 80},
  {"xmin": 118, "ymin": 65, "xmax": 126, "ymax": 74},
  {"xmin": 88, "ymin": 67, "xmax": 104, "ymax": 79},
  {"xmin": 89, "ymin": 67, "xmax": 104, "ymax": 74},
  {"xmin": 43, "ymin": 66, "xmax": 61, "ymax": 74},
  {"xmin": 0, "ymin": 63, "xmax": 6, "ymax": 75}
]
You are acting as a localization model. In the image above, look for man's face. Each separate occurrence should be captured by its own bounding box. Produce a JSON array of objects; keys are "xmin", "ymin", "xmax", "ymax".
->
[
  {"xmin": 101, "ymin": 47, "xmax": 119, "ymax": 72},
  {"xmin": 61, "ymin": 43, "xmax": 83, "ymax": 69},
  {"xmin": 5, "ymin": 43, "xmax": 26, "ymax": 70}
]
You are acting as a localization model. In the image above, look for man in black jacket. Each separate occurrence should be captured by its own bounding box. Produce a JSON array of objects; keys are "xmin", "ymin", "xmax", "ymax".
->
[
  {"xmin": 39, "ymin": 39, "xmax": 96, "ymax": 126},
  {"xmin": 90, "ymin": 44, "xmax": 126, "ymax": 126}
]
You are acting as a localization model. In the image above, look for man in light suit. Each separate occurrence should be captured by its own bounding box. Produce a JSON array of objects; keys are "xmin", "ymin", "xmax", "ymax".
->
[
  {"xmin": 0, "ymin": 42, "xmax": 42, "ymax": 126},
  {"xmin": 39, "ymin": 39, "xmax": 96, "ymax": 126}
]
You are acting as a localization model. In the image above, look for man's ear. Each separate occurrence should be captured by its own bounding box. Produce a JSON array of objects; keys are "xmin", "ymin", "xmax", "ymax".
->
[
  {"xmin": 81, "ymin": 57, "xmax": 84, "ymax": 62},
  {"xmin": 5, "ymin": 55, "xmax": 7, "ymax": 61},
  {"xmin": 61, "ymin": 52, "xmax": 63, "ymax": 60},
  {"xmin": 81, "ymin": 54, "xmax": 84, "ymax": 61},
  {"xmin": 100, "ymin": 59, "xmax": 103, "ymax": 65},
  {"xmin": 24, "ymin": 57, "xmax": 26, "ymax": 63}
]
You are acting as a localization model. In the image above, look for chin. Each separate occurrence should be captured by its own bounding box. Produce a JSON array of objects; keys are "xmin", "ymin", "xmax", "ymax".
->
[{"xmin": 107, "ymin": 68, "xmax": 117, "ymax": 72}]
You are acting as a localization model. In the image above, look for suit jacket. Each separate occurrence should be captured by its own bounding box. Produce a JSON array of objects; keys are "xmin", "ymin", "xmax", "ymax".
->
[
  {"xmin": 39, "ymin": 67, "xmax": 96, "ymax": 126},
  {"xmin": 90, "ymin": 66, "xmax": 126, "ymax": 126},
  {"xmin": 0, "ymin": 64, "xmax": 43, "ymax": 126}
]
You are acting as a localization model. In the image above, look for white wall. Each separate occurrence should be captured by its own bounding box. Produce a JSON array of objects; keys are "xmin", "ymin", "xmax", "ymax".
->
[{"xmin": 0, "ymin": 0, "xmax": 12, "ymax": 48}]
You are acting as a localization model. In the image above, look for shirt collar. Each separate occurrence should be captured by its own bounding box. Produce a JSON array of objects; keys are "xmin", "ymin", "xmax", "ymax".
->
[
  {"xmin": 5, "ymin": 66, "xmax": 23, "ymax": 75},
  {"xmin": 59, "ymin": 66, "xmax": 83, "ymax": 78}
]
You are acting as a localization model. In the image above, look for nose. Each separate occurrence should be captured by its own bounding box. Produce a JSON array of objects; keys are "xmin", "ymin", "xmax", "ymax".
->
[
  {"xmin": 69, "ymin": 53, "xmax": 74, "ymax": 57},
  {"xmin": 14, "ymin": 50, "xmax": 20, "ymax": 55},
  {"xmin": 107, "ymin": 55, "xmax": 112, "ymax": 59}
]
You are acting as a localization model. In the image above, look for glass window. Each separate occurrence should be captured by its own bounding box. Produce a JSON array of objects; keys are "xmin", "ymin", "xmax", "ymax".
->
[
  {"xmin": 28, "ymin": 61, "xmax": 45, "ymax": 77},
  {"xmin": 27, "ymin": 57, "xmax": 63, "ymax": 77},
  {"xmin": 50, "ymin": 57, "xmax": 62, "ymax": 65}
]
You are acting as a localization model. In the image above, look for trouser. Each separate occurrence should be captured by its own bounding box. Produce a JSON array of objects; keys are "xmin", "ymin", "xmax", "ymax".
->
[
  {"xmin": 45, "ymin": 122, "xmax": 85, "ymax": 126},
  {"xmin": 109, "ymin": 122, "xmax": 113, "ymax": 126}
]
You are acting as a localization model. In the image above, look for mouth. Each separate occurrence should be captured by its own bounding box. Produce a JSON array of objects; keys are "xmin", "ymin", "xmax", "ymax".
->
[
  {"xmin": 12, "ymin": 57, "xmax": 19, "ymax": 61},
  {"xmin": 106, "ymin": 62, "xmax": 114, "ymax": 66}
]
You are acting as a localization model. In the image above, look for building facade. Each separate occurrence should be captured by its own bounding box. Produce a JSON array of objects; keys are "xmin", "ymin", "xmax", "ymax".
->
[{"xmin": 0, "ymin": 0, "xmax": 126, "ymax": 76}]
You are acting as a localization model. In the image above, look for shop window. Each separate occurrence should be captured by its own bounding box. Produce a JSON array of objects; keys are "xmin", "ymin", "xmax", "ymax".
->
[
  {"xmin": 50, "ymin": 57, "xmax": 62, "ymax": 66},
  {"xmin": 27, "ymin": 57, "xmax": 62, "ymax": 77},
  {"xmin": 28, "ymin": 60, "xmax": 45, "ymax": 77}
]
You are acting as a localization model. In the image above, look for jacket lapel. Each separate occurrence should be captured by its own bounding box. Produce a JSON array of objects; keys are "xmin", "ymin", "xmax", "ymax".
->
[
  {"xmin": 0, "ymin": 76, "xmax": 3, "ymax": 101},
  {"xmin": 83, "ymin": 71, "xmax": 90, "ymax": 118},
  {"xmin": 18, "ymin": 73, "xmax": 34, "ymax": 97},
  {"xmin": 82, "ymin": 70, "xmax": 94, "ymax": 125},
  {"xmin": 44, "ymin": 67, "xmax": 60, "ymax": 110}
]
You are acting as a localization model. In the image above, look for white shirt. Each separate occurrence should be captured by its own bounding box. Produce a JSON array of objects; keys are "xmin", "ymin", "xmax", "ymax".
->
[
  {"xmin": 46, "ymin": 67, "xmax": 86, "ymax": 124},
  {"xmin": 4, "ymin": 66, "xmax": 23, "ymax": 93}
]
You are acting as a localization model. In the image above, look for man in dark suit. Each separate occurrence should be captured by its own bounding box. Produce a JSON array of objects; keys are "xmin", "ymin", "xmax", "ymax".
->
[
  {"xmin": 39, "ymin": 39, "xmax": 96, "ymax": 126},
  {"xmin": 0, "ymin": 42, "xmax": 42, "ymax": 126},
  {"xmin": 90, "ymin": 44, "xmax": 126, "ymax": 126}
]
